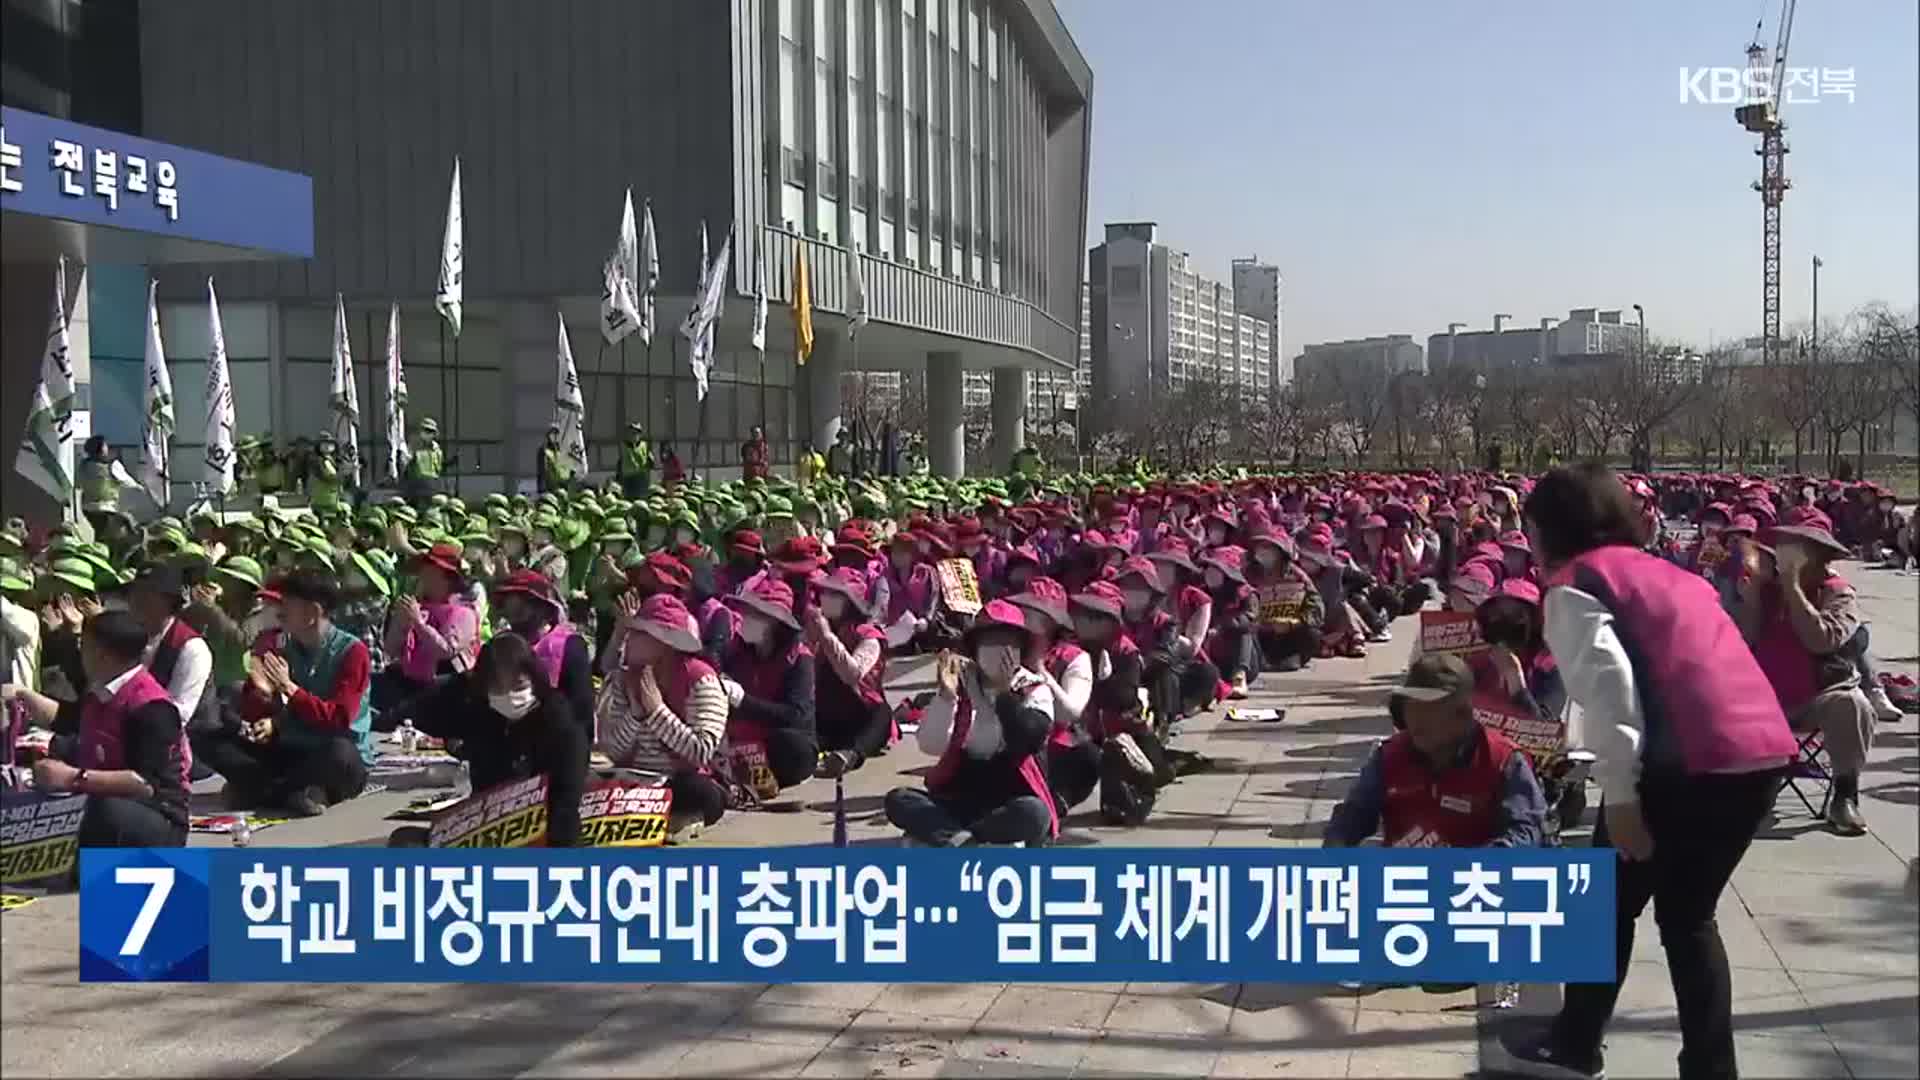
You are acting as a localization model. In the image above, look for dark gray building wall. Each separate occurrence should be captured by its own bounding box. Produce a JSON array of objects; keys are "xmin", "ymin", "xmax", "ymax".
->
[{"xmin": 137, "ymin": 0, "xmax": 741, "ymax": 304}]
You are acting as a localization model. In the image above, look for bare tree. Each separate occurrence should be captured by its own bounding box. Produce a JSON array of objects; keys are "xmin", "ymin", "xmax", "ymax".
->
[
  {"xmin": 1326, "ymin": 364, "xmax": 1392, "ymax": 467},
  {"xmin": 1487, "ymin": 366, "xmax": 1548, "ymax": 469},
  {"xmin": 1593, "ymin": 339, "xmax": 1703, "ymax": 472}
]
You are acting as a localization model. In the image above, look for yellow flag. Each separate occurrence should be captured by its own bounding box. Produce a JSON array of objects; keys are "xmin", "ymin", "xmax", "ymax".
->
[{"xmin": 793, "ymin": 239, "xmax": 814, "ymax": 365}]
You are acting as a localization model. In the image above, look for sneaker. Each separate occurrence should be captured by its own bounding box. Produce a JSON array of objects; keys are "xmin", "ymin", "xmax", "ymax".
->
[
  {"xmin": 1493, "ymin": 1033, "xmax": 1605, "ymax": 1079},
  {"xmin": 1275, "ymin": 655, "xmax": 1304, "ymax": 674},
  {"xmin": 283, "ymin": 785, "xmax": 327, "ymax": 819},
  {"xmin": 666, "ymin": 816, "xmax": 704, "ymax": 845},
  {"xmin": 1108, "ymin": 733, "xmax": 1156, "ymax": 780},
  {"xmin": 1866, "ymin": 685, "xmax": 1905, "ymax": 723},
  {"xmin": 814, "ymin": 750, "xmax": 858, "ymax": 779},
  {"xmin": 1369, "ymin": 626, "xmax": 1393, "ymax": 644},
  {"xmin": 1228, "ymin": 674, "xmax": 1250, "ymax": 700},
  {"xmin": 1827, "ymin": 796, "xmax": 1869, "ymax": 836}
]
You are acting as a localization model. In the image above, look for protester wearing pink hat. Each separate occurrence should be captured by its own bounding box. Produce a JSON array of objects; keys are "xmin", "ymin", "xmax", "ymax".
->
[
  {"xmin": 719, "ymin": 578, "xmax": 819, "ymax": 800},
  {"xmin": 601, "ymin": 594, "xmax": 730, "ymax": 838},
  {"xmin": 884, "ymin": 600, "xmax": 1057, "ymax": 846},
  {"xmin": 1009, "ymin": 577, "xmax": 1098, "ymax": 813},
  {"xmin": 807, "ymin": 568, "xmax": 892, "ymax": 778},
  {"xmin": 1243, "ymin": 529, "xmax": 1326, "ymax": 675},
  {"xmin": 1067, "ymin": 581, "xmax": 1172, "ymax": 825}
]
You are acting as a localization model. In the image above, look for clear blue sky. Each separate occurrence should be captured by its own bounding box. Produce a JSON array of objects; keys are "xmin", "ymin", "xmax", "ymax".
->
[{"xmin": 1056, "ymin": 0, "xmax": 1918, "ymax": 354}]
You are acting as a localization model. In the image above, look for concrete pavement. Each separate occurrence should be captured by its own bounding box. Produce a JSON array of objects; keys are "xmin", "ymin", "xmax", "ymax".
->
[{"xmin": 2, "ymin": 564, "xmax": 1915, "ymax": 1078}]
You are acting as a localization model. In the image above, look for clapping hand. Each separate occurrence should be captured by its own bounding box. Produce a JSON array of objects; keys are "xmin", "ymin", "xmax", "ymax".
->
[
  {"xmin": 1490, "ymin": 644, "xmax": 1527, "ymax": 698},
  {"xmin": 191, "ymin": 583, "xmax": 221, "ymax": 610},
  {"xmin": 616, "ymin": 590, "xmax": 643, "ymax": 623},
  {"xmin": 255, "ymin": 653, "xmax": 296, "ymax": 697},
  {"xmin": 395, "ymin": 595, "xmax": 423, "ymax": 626},
  {"xmin": 75, "ymin": 596, "xmax": 103, "ymax": 620},
  {"xmin": 56, "ymin": 595, "xmax": 84, "ymax": 632}
]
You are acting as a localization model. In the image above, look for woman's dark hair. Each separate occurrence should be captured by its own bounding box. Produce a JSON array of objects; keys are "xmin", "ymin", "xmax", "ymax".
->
[
  {"xmin": 84, "ymin": 610, "xmax": 150, "ymax": 663},
  {"xmin": 474, "ymin": 633, "xmax": 547, "ymax": 693},
  {"xmin": 84, "ymin": 435, "xmax": 107, "ymax": 456},
  {"xmin": 279, "ymin": 569, "xmax": 340, "ymax": 612},
  {"xmin": 1523, "ymin": 464, "xmax": 1645, "ymax": 564}
]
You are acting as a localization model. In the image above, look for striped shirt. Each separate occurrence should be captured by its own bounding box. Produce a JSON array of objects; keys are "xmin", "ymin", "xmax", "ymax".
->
[{"xmin": 597, "ymin": 669, "xmax": 728, "ymax": 774}]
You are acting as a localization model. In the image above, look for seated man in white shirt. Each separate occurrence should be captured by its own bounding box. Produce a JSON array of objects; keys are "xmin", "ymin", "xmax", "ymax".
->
[{"xmin": 127, "ymin": 565, "xmax": 216, "ymax": 736}]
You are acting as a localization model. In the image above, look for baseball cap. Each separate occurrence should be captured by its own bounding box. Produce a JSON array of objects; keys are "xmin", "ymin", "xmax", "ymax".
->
[{"xmin": 1390, "ymin": 654, "xmax": 1475, "ymax": 704}]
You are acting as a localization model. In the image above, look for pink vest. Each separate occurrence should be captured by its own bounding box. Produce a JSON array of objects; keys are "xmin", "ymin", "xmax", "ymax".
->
[
  {"xmin": 399, "ymin": 599, "xmax": 478, "ymax": 682},
  {"xmin": 925, "ymin": 692, "xmax": 1059, "ymax": 839},
  {"xmin": 530, "ymin": 622, "xmax": 579, "ymax": 688},
  {"xmin": 1749, "ymin": 576, "xmax": 1846, "ymax": 713},
  {"xmin": 1549, "ymin": 545, "xmax": 1794, "ymax": 777},
  {"xmin": 728, "ymin": 640, "xmax": 811, "ymax": 748},
  {"xmin": 78, "ymin": 668, "xmax": 191, "ymax": 785}
]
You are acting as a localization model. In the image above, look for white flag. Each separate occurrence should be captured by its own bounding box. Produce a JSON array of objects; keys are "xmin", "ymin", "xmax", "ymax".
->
[
  {"xmin": 638, "ymin": 200, "xmax": 660, "ymax": 345},
  {"xmin": 553, "ymin": 313, "xmax": 589, "ymax": 478},
  {"xmin": 600, "ymin": 189, "xmax": 642, "ymax": 345},
  {"xmin": 330, "ymin": 294, "xmax": 362, "ymax": 487},
  {"xmin": 434, "ymin": 158, "xmax": 464, "ymax": 337},
  {"xmin": 749, "ymin": 244, "xmax": 768, "ymax": 355},
  {"xmin": 15, "ymin": 257, "xmax": 76, "ymax": 505},
  {"xmin": 848, "ymin": 249, "xmax": 871, "ymax": 340},
  {"xmin": 679, "ymin": 226, "xmax": 733, "ymax": 402},
  {"xmin": 204, "ymin": 278, "xmax": 236, "ymax": 495},
  {"xmin": 384, "ymin": 303, "xmax": 409, "ymax": 482},
  {"xmin": 140, "ymin": 280, "xmax": 174, "ymax": 506}
]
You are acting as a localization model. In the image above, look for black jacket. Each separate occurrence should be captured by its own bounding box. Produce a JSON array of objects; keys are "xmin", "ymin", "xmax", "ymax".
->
[{"xmin": 414, "ymin": 679, "xmax": 590, "ymax": 846}]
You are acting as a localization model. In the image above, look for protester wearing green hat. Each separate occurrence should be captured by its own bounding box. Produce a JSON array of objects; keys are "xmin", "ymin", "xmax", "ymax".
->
[{"xmin": 182, "ymin": 556, "xmax": 270, "ymax": 691}]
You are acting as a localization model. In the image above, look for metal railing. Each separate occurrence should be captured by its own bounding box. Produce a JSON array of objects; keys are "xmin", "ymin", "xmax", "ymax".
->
[{"xmin": 756, "ymin": 226, "xmax": 1077, "ymax": 369}]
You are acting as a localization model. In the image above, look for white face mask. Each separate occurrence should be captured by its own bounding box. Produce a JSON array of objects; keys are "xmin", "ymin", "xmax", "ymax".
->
[
  {"xmin": 820, "ymin": 594, "xmax": 849, "ymax": 621},
  {"xmin": 672, "ymin": 528, "xmax": 697, "ymax": 547},
  {"xmin": 503, "ymin": 536, "xmax": 526, "ymax": 558},
  {"xmin": 1204, "ymin": 568, "xmax": 1226, "ymax": 590},
  {"xmin": 1254, "ymin": 548, "xmax": 1280, "ymax": 569},
  {"xmin": 1121, "ymin": 587, "xmax": 1153, "ymax": 615},
  {"xmin": 489, "ymin": 684, "xmax": 537, "ymax": 720},
  {"xmin": 532, "ymin": 531, "xmax": 554, "ymax": 548},
  {"xmin": 1206, "ymin": 527, "xmax": 1228, "ymax": 546},
  {"xmin": 739, "ymin": 614, "xmax": 773, "ymax": 649}
]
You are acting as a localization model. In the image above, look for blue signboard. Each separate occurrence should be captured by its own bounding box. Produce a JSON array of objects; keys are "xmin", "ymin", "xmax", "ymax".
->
[
  {"xmin": 81, "ymin": 847, "xmax": 1614, "ymax": 985},
  {"xmin": 0, "ymin": 106, "xmax": 313, "ymax": 258}
]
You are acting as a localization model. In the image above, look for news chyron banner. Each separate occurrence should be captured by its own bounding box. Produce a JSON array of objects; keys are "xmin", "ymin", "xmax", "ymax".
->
[{"xmin": 81, "ymin": 849, "xmax": 1613, "ymax": 984}]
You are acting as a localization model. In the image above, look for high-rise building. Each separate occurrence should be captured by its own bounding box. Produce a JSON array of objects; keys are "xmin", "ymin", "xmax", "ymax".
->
[
  {"xmin": 1231, "ymin": 257, "xmax": 1283, "ymax": 385},
  {"xmin": 1428, "ymin": 309, "xmax": 1644, "ymax": 373},
  {"xmin": 1089, "ymin": 222, "xmax": 1273, "ymax": 415}
]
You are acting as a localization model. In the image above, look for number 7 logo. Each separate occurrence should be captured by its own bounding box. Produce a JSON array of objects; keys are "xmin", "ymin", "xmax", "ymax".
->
[{"xmin": 116, "ymin": 866, "xmax": 175, "ymax": 956}]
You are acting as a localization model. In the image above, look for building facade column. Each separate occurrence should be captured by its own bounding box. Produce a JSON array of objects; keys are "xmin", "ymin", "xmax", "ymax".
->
[
  {"xmin": 990, "ymin": 368, "xmax": 1026, "ymax": 472},
  {"xmin": 927, "ymin": 352, "xmax": 965, "ymax": 478},
  {"xmin": 803, "ymin": 330, "xmax": 843, "ymax": 458}
]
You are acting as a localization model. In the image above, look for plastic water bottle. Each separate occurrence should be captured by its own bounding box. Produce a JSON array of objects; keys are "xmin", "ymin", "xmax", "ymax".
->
[
  {"xmin": 231, "ymin": 817, "xmax": 253, "ymax": 848},
  {"xmin": 398, "ymin": 717, "xmax": 419, "ymax": 755},
  {"xmin": 452, "ymin": 760, "xmax": 472, "ymax": 801}
]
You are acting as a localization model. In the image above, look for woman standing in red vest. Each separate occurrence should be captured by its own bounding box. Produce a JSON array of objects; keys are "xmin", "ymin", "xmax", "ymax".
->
[{"xmin": 1498, "ymin": 464, "xmax": 1795, "ymax": 1080}]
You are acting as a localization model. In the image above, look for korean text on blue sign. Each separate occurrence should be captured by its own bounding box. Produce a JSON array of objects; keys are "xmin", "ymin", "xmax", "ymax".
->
[
  {"xmin": 80, "ymin": 848, "xmax": 1613, "ymax": 984},
  {"xmin": 0, "ymin": 106, "xmax": 313, "ymax": 258}
]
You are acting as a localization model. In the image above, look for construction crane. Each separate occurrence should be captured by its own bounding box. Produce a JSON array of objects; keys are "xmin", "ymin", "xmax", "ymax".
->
[{"xmin": 1735, "ymin": 0, "xmax": 1797, "ymax": 366}]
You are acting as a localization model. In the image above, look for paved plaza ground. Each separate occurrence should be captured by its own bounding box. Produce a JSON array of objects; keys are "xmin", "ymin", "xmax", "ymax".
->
[{"xmin": 2, "ymin": 564, "xmax": 1915, "ymax": 1078}]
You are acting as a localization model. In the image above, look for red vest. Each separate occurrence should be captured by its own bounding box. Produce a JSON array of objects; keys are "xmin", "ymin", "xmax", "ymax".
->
[
  {"xmin": 727, "ymin": 640, "xmax": 811, "ymax": 747},
  {"xmin": 1083, "ymin": 634, "xmax": 1142, "ymax": 740},
  {"xmin": 1379, "ymin": 726, "xmax": 1515, "ymax": 848},
  {"xmin": 925, "ymin": 689, "xmax": 1059, "ymax": 839},
  {"xmin": 530, "ymin": 621, "xmax": 580, "ymax": 688},
  {"xmin": 1548, "ymin": 545, "xmax": 1794, "ymax": 777},
  {"xmin": 78, "ymin": 668, "xmax": 191, "ymax": 785},
  {"xmin": 1045, "ymin": 640, "xmax": 1087, "ymax": 749}
]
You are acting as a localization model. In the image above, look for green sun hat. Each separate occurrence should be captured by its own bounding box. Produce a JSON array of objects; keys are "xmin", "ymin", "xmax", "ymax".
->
[
  {"xmin": 762, "ymin": 495, "xmax": 794, "ymax": 521},
  {"xmin": 0, "ymin": 558, "xmax": 32, "ymax": 594},
  {"xmin": 555, "ymin": 517, "xmax": 593, "ymax": 552},
  {"xmin": 460, "ymin": 527, "xmax": 495, "ymax": 550},
  {"xmin": 297, "ymin": 539, "xmax": 337, "ymax": 573},
  {"xmin": 599, "ymin": 522, "xmax": 635, "ymax": 545},
  {"xmin": 227, "ymin": 513, "xmax": 266, "ymax": 536},
  {"xmin": 47, "ymin": 558, "xmax": 96, "ymax": 594},
  {"xmin": 0, "ymin": 532, "xmax": 21, "ymax": 557},
  {"xmin": 213, "ymin": 555, "xmax": 266, "ymax": 591},
  {"xmin": 485, "ymin": 493, "xmax": 511, "ymax": 513},
  {"xmin": 349, "ymin": 550, "xmax": 393, "ymax": 598},
  {"xmin": 670, "ymin": 509, "xmax": 701, "ymax": 534},
  {"xmin": 531, "ymin": 510, "xmax": 561, "ymax": 534},
  {"xmin": 388, "ymin": 503, "xmax": 419, "ymax": 527}
]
